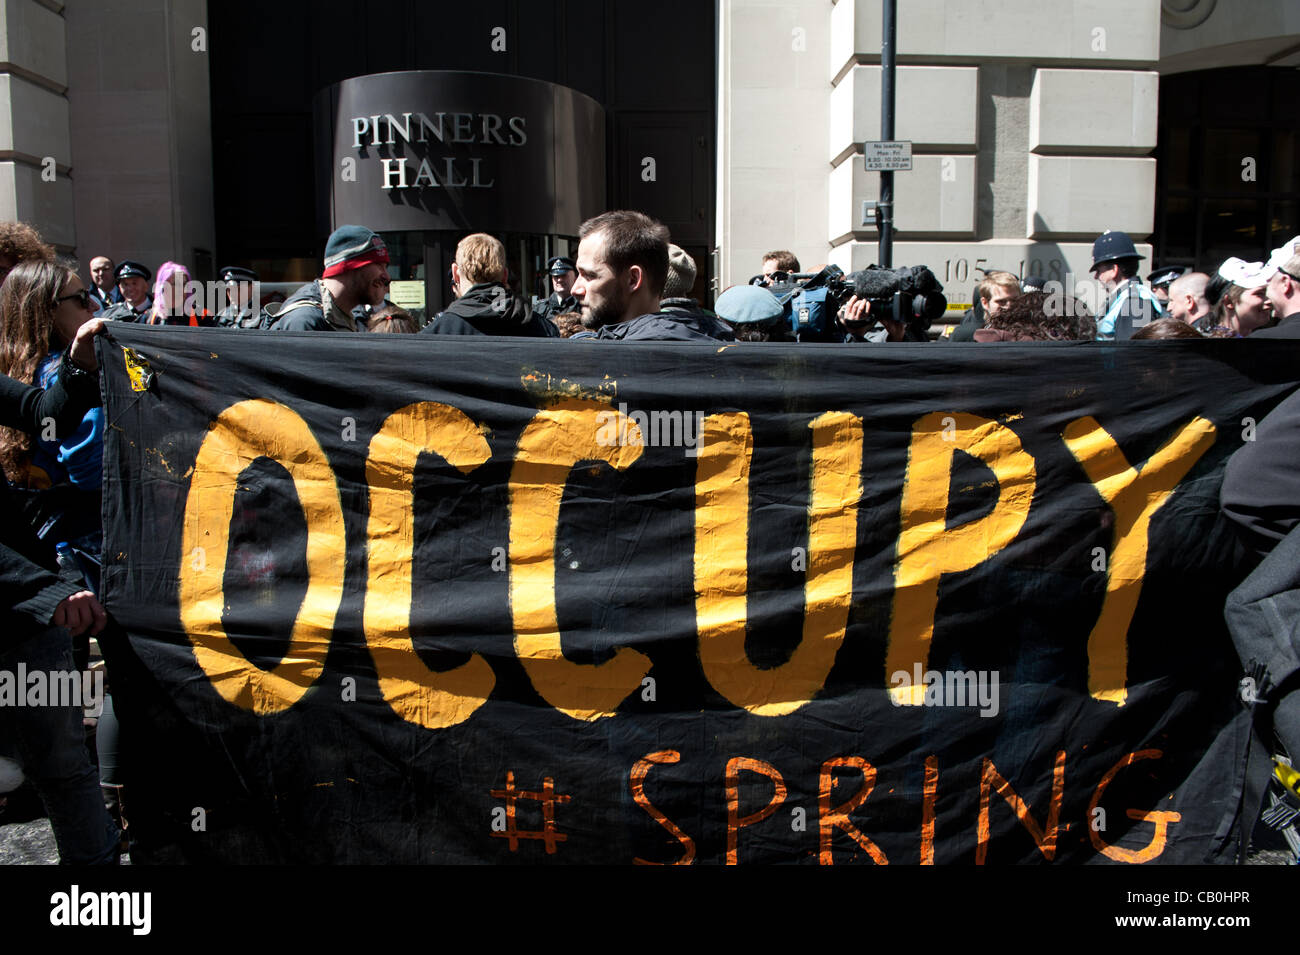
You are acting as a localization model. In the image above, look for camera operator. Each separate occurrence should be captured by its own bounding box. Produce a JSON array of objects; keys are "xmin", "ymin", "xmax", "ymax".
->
[
  {"xmin": 759, "ymin": 251, "xmax": 800, "ymax": 288},
  {"xmin": 838, "ymin": 295, "xmax": 899, "ymax": 342}
]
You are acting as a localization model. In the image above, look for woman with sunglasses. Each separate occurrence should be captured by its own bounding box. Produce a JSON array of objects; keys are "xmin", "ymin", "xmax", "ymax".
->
[
  {"xmin": 0, "ymin": 295, "xmax": 119, "ymax": 863},
  {"xmin": 0, "ymin": 260, "xmax": 106, "ymax": 594}
]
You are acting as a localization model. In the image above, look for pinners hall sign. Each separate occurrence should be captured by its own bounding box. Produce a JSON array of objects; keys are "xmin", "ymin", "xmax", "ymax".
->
[{"xmin": 316, "ymin": 71, "xmax": 605, "ymax": 236}]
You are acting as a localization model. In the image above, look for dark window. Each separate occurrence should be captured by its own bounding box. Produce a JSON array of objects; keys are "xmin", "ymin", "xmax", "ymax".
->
[{"xmin": 1155, "ymin": 67, "xmax": 1300, "ymax": 271}]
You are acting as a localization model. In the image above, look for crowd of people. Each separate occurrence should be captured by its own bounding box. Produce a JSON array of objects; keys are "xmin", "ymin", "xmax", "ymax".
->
[
  {"xmin": 22, "ymin": 209, "xmax": 1300, "ymax": 347},
  {"xmin": 3, "ymin": 206, "xmax": 1300, "ymax": 865}
]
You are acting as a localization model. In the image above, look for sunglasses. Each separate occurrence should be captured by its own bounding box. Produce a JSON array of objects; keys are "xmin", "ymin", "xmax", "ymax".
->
[{"xmin": 55, "ymin": 288, "xmax": 94, "ymax": 311}]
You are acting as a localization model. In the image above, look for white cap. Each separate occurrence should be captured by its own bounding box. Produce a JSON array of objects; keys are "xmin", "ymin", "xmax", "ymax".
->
[
  {"xmin": 1261, "ymin": 235, "xmax": 1300, "ymax": 281},
  {"xmin": 1218, "ymin": 256, "xmax": 1271, "ymax": 289}
]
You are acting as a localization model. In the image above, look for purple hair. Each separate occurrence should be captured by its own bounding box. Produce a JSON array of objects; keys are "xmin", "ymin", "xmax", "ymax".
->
[{"xmin": 152, "ymin": 261, "xmax": 191, "ymax": 317}]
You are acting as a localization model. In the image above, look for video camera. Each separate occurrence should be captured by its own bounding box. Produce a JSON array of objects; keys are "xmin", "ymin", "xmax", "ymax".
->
[{"xmin": 750, "ymin": 264, "xmax": 947, "ymax": 341}]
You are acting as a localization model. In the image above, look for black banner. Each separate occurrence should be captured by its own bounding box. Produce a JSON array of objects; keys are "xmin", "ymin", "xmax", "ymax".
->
[{"xmin": 96, "ymin": 327, "xmax": 1299, "ymax": 864}]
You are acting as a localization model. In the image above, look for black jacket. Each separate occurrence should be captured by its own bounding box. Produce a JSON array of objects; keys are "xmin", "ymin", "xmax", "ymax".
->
[
  {"xmin": 1252, "ymin": 314, "xmax": 1300, "ymax": 340},
  {"xmin": 0, "ymin": 363, "xmax": 101, "ymax": 651},
  {"xmin": 596, "ymin": 309, "xmax": 736, "ymax": 342},
  {"xmin": 531, "ymin": 294, "xmax": 575, "ymax": 336},
  {"xmin": 421, "ymin": 283, "xmax": 551, "ymax": 337},
  {"xmin": 101, "ymin": 296, "xmax": 153, "ymax": 323},
  {"xmin": 947, "ymin": 304, "xmax": 985, "ymax": 342},
  {"xmin": 216, "ymin": 304, "xmax": 261, "ymax": 329},
  {"xmin": 1222, "ymin": 387, "xmax": 1300, "ymax": 559},
  {"xmin": 267, "ymin": 280, "xmax": 359, "ymax": 332}
]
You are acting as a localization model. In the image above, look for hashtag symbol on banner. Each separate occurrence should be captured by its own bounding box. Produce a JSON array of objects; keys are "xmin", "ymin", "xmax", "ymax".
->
[{"xmin": 489, "ymin": 771, "xmax": 572, "ymax": 854}]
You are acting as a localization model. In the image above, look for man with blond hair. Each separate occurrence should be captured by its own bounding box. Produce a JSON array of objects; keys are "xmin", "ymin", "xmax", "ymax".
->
[
  {"xmin": 420, "ymin": 232, "xmax": 549, "ymax": 337},
  {"xmin": 947, "ymin": 271, "xmax": 1020, "ymax": 341}
]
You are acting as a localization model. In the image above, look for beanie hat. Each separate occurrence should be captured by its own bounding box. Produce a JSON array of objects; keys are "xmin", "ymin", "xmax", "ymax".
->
[
  {"xmin": 323, "ymin": 226, "xmax": 389, "ymax": 278},
  {"xmin": 663, "ymin": 244, "xmax": 697, "ymax": 299}
]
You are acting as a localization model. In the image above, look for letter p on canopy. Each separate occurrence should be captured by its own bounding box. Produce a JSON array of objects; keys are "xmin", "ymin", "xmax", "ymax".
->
[{"xmin": 886, "ymin": 413, "xmax": 1036, "ymax": 705}]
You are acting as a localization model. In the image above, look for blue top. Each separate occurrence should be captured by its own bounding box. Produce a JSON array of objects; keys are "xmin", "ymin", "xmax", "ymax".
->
[{"xmin": 33, "ymin": 351, "xmax": 104, "ymax": 490}]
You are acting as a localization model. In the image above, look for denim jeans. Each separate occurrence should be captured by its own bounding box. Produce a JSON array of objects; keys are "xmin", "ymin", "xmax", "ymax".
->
[{"xmin": 0, "ymin": 627, "xmax": 119, "ymax": 864}]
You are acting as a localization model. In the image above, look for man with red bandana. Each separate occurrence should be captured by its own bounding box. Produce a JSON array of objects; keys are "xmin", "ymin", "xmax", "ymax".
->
[{"xmin": 270, "ymin": 225, "xmax": 391, "ymax": 332}]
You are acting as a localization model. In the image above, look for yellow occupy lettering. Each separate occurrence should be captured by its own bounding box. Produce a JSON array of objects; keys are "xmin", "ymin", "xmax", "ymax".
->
[
  {"xmin": 179, "ymin": 399, "xmax": 344, "ymax": 715},
  {"xmin": 887, "ymin": 412, "xmax": 1036, "ymax": 705},
  {"xmin": 695, "ymin": 411, "xmax": 863, "ymax": 716},
  {"xmin": 509, "ymin": 398, "xmax": 650, "ymax": 721},
  {"xmin": 364, "ymin": 402, "xmax": 495, "ymax": 730},
  {"xmin": 1062, "ymin": 416, "xmax": 1215, "ymax": 705}
]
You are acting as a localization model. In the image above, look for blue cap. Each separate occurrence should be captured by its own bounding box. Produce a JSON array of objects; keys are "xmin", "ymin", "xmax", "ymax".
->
[{"xmin": 715, "ymin": 285, "xmax": 784, "ymax": 325}]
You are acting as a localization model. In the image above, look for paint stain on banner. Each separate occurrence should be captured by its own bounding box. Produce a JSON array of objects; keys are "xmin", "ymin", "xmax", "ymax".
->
[{"xmin": 520, "ymin": 367, "xmax": 617, "ymax": 404}]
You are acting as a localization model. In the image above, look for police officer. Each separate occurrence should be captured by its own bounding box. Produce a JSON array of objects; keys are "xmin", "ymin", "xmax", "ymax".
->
[
  {"xmin": 1147, "ymin": 265, "xmax": 1186, "ymax": 307},
  {"xmin": 1089, "ymin": 231, "xmax": 1164, "ymax": 341},
  {"xmin": 99, "ymin": 261, "xmax": 153, "ymax": 322},
  {"xmin": 530, "ymin": 256, "xmax": 578, "ymax": 334},
  {"xmin": 215, "ymin": 266, "xmax": 260, "ymax": 329}
]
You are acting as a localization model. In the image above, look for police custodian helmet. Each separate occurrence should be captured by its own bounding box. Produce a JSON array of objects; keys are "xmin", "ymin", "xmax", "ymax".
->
[{"xmin": 1089, "ymin": 230, "xmax": 1144, "ymax": 272}]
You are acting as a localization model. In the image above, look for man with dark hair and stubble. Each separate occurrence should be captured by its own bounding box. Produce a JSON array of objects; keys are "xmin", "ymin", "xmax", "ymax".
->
[{"xmin": 571, "ymin": 211, "xmax": 733, "ymax": 342}]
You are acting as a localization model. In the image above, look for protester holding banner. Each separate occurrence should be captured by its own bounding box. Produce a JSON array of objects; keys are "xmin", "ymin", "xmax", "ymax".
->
[
  {"xmin": 0, "ymin": 312, "xmax": 119, "ymax": 864},
  {"xmin": 0, "ymin": 261, "xmax": 107, "ymax": 587}
]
